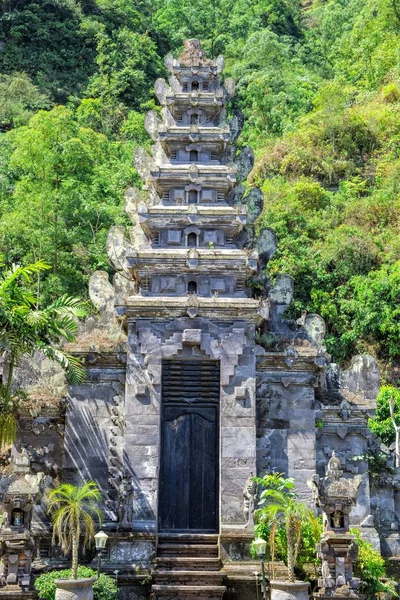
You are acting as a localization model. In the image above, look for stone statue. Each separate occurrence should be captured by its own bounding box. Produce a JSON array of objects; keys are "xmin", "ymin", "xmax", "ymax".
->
[
  {"xmin": 117, "ymin": 474, "xmax": 134, "ymax": 528},
  {"xmin": 104, "ymin": 497, "xmax": 118, "ymax": 523},
  {"xmin": 243, "ymin": 472, "xmax": 257, "ymax": 529},
  {"xmin": 1, "ymin": 512, "xmax": 8, "ymax": 530},
  {"xmin": 308, "ymin": 453, "xmax": 362, "ymax": 599},
  {"xmin": 308, "ymin": 452, "xmax": 361, "ymax": 533}
]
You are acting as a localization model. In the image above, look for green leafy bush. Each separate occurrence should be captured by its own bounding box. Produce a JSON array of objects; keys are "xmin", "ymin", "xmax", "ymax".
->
[
  {"xmin": 369, "ymin": 386, "xmax": 400, "ymax": 446},
  {"xmin": 253, "ymin": 473, "xmax": 321, "ymax": 582},
  {"xmin": 350, "ymin": 528, "xmax": 397, "ymax": 600},
  {"xmin": 34, "ymin": 567, "xmax": 117, "ymax": 600}
]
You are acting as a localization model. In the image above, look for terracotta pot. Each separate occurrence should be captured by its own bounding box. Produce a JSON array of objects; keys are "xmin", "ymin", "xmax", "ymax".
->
[
  {"xmin": 270, "ymin": 580, "xmax": 310, "ymax": 600},
  {"xmin": 55, "ymin": 578, "xmax": 95, "ymax": 600}
]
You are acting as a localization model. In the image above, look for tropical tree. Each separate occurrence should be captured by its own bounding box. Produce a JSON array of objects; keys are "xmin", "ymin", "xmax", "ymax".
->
[
  {"xmin": 0, "ymin": 261, "xmax": 87, "ymax": 446},
  {"xmin": 369, "ymin": 386, "xmax": 400, "ymax": 466},
  {"xmin": 254, "ymin": 473, "xmax": 314, "ymax": 583},
  {"xmin": 47, "ymin": 482, "xmax": 103, "ymax": 581}
]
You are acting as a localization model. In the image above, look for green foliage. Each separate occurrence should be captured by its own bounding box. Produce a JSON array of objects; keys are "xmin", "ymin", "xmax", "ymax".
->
[
  {"xmin": 35, "ymin": 566, "xmax": 117, "ymax": 600},
  {"xmin": 253, "ymin": 516, "xmax": 322, "ymax": 570},
  {"xmin": 86, "ymin": 30, "xmax": 163, "ymax": 112},
  {"xmin": 0, "ymin": 106, "xmax": 137, "ymax": 301},
  {"xmin": 350, "ymin": 528, "xmax": 398, "ymax": 600},
  {"xmin": 0, "ymin": 0, "xmax": 400, "ymax": 376},
  {"xmin": 47, "ymin": 482, "xmax": 102, "ymax": 580},
  {"xmin": 254, "ymin": 473, "xmax": 316, "ymax": 582},
  {"xmin": 0, "ymin": 0, "xmax": 97, "ymax": 102},
  {"xmin": 369, "ymin": 386, "xmax": 400, "ymax": 446},
  {"xmin": 0, "ymin": 73, "xmax": 49, "ymax": 131},
  {"xmin": 0, "ymin": 261, "xmax": 86, "ymax": 445}
]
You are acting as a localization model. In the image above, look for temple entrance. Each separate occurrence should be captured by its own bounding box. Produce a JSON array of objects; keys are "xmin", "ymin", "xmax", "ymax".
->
[{"xmin": 159, "ymin": 359, "xmax": 220, "ymax": 532}]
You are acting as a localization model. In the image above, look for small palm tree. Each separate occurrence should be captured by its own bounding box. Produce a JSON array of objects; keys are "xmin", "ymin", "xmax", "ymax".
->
[
  {"xmin": 255, "ymin": 473, "xmax": 314, "ymax": 583},
  {"xmin": 47, "ymin": 482, "xmax": 103, "ymax": 580},
  {"xmin": 0, "ymin": 261, "xmax": 87, "ymax": 446}
]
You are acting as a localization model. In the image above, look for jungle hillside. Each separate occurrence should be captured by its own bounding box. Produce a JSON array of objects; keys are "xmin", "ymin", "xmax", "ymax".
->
[{"xmin": 0, "ymin": 0, "xmax": 399, "ymax": 379}]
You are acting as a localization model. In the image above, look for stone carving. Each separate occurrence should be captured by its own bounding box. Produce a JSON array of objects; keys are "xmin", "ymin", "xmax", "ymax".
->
[
  {"xmin": 255, "ymin": 227, "xmax": 277, "ymax": 266},
  {"xmin": 269, "ymin": 274, "xmax": 294, "ymax": 306},
  {"xmin": 243, "ymin": 472, "xmax": 257, "ymax": 530},
  {"xmin": 89, "ymin": 271, "xmax": 115, "ymax": 317},
  {"xmin": 303, "ymin": 314, "xmax": 326, "ymax": 348},
  {"xmin": 0, "ymin": 450, "xmax": 50, "ymax": 589},
  {"xmin": 309, "ymin": 453, "xmax": 363, "ymax": 599},
  {"xmin": 309, "ymin": 452, "xmax": 362, "ymax": 533},
  {"xmin": 179, "ymin": 38, "xmax": 209, "ymax": 66},
  {"xmin": 117, "ymin": 474, "xmax": 134, "ymax": 529},
  {"xmin": 106, "ymin": 226, "xmax": 131, "ymax": 271},
  {"xmin": 339, "ymin": 354, "xmax": 380, "ymax": 404}
]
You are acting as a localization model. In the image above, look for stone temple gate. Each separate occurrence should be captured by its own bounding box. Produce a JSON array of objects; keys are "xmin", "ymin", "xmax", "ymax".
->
[{"xmin": 0, "ymin": 39, "xmax": 396, "ymax": 600}]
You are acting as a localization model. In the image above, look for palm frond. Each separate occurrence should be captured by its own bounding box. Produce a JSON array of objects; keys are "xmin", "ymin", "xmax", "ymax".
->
[
  {"xmin": 47, "ymin": 481, "xmax": 103, "ymax": 563},
  {"xmin": 39, "ymin": 346, "xmax": 86, "ymax": 384},
  {"xmin": 0, "ymin": 262, "xmax": 50, "ymax": 293}
]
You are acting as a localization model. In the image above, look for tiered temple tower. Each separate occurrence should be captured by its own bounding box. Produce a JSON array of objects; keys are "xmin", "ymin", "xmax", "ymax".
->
[
  {"xmin": 112, "ymin": 38, "xmax": 263, "ymax": 540},
  {"xmin": 109, "ymin": 38, "xmax": 264, "ymax": 599},
  {"xmin": 0, "ymin": 38, "xmax": 384, "ymax": 600}
]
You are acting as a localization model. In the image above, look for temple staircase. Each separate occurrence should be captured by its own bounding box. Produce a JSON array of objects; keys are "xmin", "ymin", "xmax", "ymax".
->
[{"xmin": 151, "ymin": 534, "xmax": 226, "ymax": 599}]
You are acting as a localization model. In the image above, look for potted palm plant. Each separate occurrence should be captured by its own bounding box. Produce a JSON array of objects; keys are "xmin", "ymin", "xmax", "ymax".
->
[
  {"xmin": 47, "ymin": 481, "xmax": 103, "ymax": 600},
  {"xmin": 254, "ymin": 473, "xmax": 315, "ymax": 600}
]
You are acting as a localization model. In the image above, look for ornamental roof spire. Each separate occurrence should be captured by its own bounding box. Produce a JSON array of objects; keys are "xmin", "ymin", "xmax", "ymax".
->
[{"xmin": 179, "ymin": 39, "xmax": 210, "ymax": 66}]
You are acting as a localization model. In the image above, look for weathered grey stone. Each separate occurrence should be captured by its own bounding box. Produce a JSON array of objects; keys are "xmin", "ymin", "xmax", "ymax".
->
[
  {"xmin": 229, "ymin": 111, "xmax": 245, "ymax": 142},
  {"xmin": 269, "ymin": 274, "xmax": 294, "ymax": 305},
  {"xmin": 340, "ymin": 354, "xmax": 380, "ymax": 403},
  {"xmin": 109, "ymin": 541, "xmax": 154, "ymax": 563},
  {"xmin": 256, "ymin": 227, "xmax": 277, "ymax": 265},
  {"xmin": 55, "ymin": 579, "xmax": 95, "ymax": 600},
  {"xmin": 107, "ymin": 226, "xmax": 131, "ymax": 271},
  {"xmin": 216, "ymin": 55, "xmax": 225, "ymax": 73},
  {"xmin": 89, "ymin": 271, "xmax": 115, "ymax": 316},
  {"xmin": 134, "ymin": 146, "xmax": 153, "ymax": 180},
  {"xmin": 303, "ymin": 314, "xmax": 326, "ymax": 347},
  {"xmin": 235, "ymin": 146, "xmax": 254, "ymax": 182},
  {"xmin": 224, "ymin": 77, "xmax": 236, "ymax": 96},
  {"xmin": 271, "ymin": 581, "xmax": 310, "ymax": 600},
  {"xmin": 154, "ymin": 77, "xmax": 167, "ymax": 103},
  {"xmin": 145, "ymin": 110, "xmax": 161, "ymax": 141}
]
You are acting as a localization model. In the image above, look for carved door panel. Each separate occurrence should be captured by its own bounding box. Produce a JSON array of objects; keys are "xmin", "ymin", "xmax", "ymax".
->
[{"xmin": 159, "ymin": 360, "xmax": 220, "ymax": 532}]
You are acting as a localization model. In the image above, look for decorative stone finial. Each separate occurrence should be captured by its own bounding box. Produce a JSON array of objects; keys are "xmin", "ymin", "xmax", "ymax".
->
[
  {"xmin": 179, "ymin": 39, "xmax": 209, "ymax": 66},
  {"xmin": 327, "ymin": 451, "xmax": 343, "ymax": 480}
]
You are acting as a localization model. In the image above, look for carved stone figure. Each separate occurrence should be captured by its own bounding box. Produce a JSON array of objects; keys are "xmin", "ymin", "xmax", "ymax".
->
[
  {"xmin": 118, "ymin": 474, "xmax": 134, "ymax": 529},
  {"xmin": 309, "ymin": 453, "xmax": 363, "ymax": 599},
  {"xmin": 243, "ymin": 472, "xmax": 257, "ymax": 529}
]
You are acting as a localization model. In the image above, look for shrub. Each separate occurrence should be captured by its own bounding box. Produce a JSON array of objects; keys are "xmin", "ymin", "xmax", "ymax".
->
[
  {"xmin": 350, "ymin": 528, "xmax": 397, "ymax": 600},
  {"xmin": 291, "ymin": 178, "xmax": 329, "ymax": 211},
  {"xmin": 382, "ymin": 83, "xmax": 400, "ymax": 104},
  {"xmin": 369, "ymin": 386, "xmax": 400, "ymax": 447},
  {"xmin": 35, "ymin": 567, "xmax": 117, "ymax": 600}
]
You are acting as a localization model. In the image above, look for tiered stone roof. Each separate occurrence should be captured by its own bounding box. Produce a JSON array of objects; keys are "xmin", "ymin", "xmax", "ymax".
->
[{"xmin": 120, "ymin": 38, "xmax": 263, "ymax": 322}]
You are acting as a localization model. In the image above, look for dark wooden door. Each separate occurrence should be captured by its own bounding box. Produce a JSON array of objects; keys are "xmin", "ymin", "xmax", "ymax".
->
[{"xmin": 159, "ymin": 360, "xmax": 219, "ymax": 532}]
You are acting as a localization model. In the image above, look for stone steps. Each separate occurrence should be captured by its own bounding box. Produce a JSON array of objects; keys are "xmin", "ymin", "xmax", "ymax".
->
[
  {"xmin": 158, "ymin": 533, "xmax": 219, "ymax": 544},
  {"xmin": 153, "ymin": 570, "xmax": 225, "ymax": 585},
  {"xmin": 152, "ymin": 585, "xmax": 226, "ymax": 599},
  {"xmin": 155, "ymin": 556, "xmax": 221, "ymax": 571},
  {"xmin": 151, "ymin": 534, "xmax": 226, "ymax": 599},
  {"xmin": 158, "ymin": 543, "xmax": 219, "ymax": 557}
]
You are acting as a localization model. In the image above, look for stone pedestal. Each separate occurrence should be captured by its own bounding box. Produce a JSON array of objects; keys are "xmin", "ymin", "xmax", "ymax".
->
[
  {"xmin": 271, "ymin": 580, "xmax": 310, "ymax": 600},
  {"xmin": 55, "ymin": 578, "xmax": 95, "ymax": 600},
  {"xmin": 309, "ymin": 453, "xmax": 364, "ymax": 600}
]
